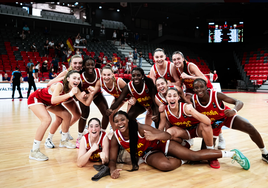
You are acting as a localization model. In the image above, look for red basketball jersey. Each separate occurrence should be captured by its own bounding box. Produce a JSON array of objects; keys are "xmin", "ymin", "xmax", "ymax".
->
[
  {"xmin": 153, "ymin": 61, "xmax": 175, "ymax": 83},
  {"xmin": 192, "ymin": 90, "xmax": 230, "ymax": 122},
  {"xmin": 80, "ymin": 68, "xmax": 101, "ymax": 93},
  {"xmin": 128, "ymin": 81, "xmax": 153, "ymax": 109},
  {"xmin": 114, "ymin": 129, "xmax": 167, "ymax": 157},
  {"xmin": 83, "ymin": 130, "xmax": 107, "ymax": 162},
  {"xmin": 165, "ymin": 102, "xmax": 199, "ymax": 129}
]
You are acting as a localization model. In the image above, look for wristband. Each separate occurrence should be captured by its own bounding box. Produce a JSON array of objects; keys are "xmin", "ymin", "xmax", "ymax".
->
[
  {"xmin": 69, "ymin": 90, "xmax": 74, "ymax": 97},
  {"xmin": 232, "ymin": 109, "xmax": 237, "ymax": 113}
]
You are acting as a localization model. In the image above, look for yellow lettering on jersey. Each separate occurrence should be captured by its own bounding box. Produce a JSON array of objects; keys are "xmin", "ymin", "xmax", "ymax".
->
[
  {"xmin": 137, "ymin": 150, "xmax": 143, "ymax": 156},
  {"xmin": 174, "ymin": 120, "xmax": 192, "ymax": 127},
  {"xmin": 126, "ymin": 148, "xmax": 130, "ymax": 152},
  {"xmin": 202, "ymin": 110, "xmax": 219, "ymax": 116},
  {"xmin": 137, "ymin": 143, "xmax": 144, "ymax": 148},
  {"xmin": 137, "ymin": 96, "xmax": 151, "ymax": 103}
]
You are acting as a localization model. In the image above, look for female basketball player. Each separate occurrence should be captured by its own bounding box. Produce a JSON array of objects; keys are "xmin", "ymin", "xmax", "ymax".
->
[
  {"xmin": 76, "ymin": 57, "xmax": 109, "ymax": 148},
  {"xmin": 106, "ymin": 67, "xmax": 158, "ymax": 126},
  {"xmin": 100, "ymin": 65, "xmax": 135, "ymax": 130},
  {"xmin": 28, "ymin": 70, "xmax": 95, "ymax": 161},
  {"xmin": 77, "ymin": 118, "xmax": 109, "ymax": 167},
  {"xmin": 149, "ymin": 48, "xmax": 181, "ymax": 87},
  {"xmin": 45, "ymin": 55, "xmax": 83, "ymax": 148},
  {"xmin": 192, "ymin": 78, "xmax": 268, "ymax": 163},
  {"xmin": 109, "ymin": 111, "xmax": 250, "ymax": 179}
]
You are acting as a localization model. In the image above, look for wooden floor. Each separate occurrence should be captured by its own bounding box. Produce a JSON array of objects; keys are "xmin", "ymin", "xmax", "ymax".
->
[{"xmin": 0, "ymin": 92, "xmax": 268, "ymax": 188}]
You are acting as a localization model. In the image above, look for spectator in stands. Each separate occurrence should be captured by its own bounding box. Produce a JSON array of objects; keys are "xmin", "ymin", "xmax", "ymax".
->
[
  {"xmin": 2, "ymin": 72, "xmax": 10, "ymax": 82},
  {"xmin": 112, "ymin": 63, "xmax": 119, "ymax": 74},
  {"xmin": 100, "ymin": 24, "xmax": 105, "ymax": 35},
  {"xmin": 75, "ymin": 48, "xmax": 82, "ymax": 57},
  {"xmin": 51, "ymin": 57, "xmax": 59, "ymax": 73},
  {"xmin": 62, "ymin": 48, "xmax": 67, "ymax": 62},
  {"xmin": 10, "ymin": 67, "xmax": 23, "ymax": 101},
  {"xmin": 55, "ymin": 42, "xmax": 61, "ymax": 57},
  {"xmin": 30, "ymin": 42, "xmax": 37, "ymax": 52},
  {"xmin": 103, "ymin": 56, "xmax": 107, "ymax": 65},
  {"xmin": 27, "ymin": 59, "xmax": 34, "ymax": 70},
  {"xmin": 22, "ymin": 24, "xmax": 30, "ymax": 34},
  {"xmin": 134, "ymin": 32, "xmax": 139, "ymax": 44},
  {"xmin": 75, "ymin": 33, "xmax": 81, "ymax": 46},
  {"xmin": 120, "ymin": 34, "xmax": 126, "ymax": 49},
  {"xmin": 41, "ymin": 60, "xmax": 48, "ymax": 73},
  {"xmin": 49, "ymin": 40, "xmax": 55, "ymax": 49},
  {"xmin": 112, "ymin": 55, "xmax": 117, "ymax": 64},
  {"xmin": 80, "ymin": 36, "xmax": 87, "ymax": 45},
  {"xmin": 67, "ymin": 48, "xmax": 73, "ymax": 62},
  {"xmin": 133, "ymin": 48, "xmax": 138, "ymax": 64},
  {"xmin": 112, "ymin": 30, "xmax": 117, "ymax": 45},
  {"xmin": 128, "ymin": 52, "xmax": 133, "ymax": 62},
  {"xmin": 43, "ymin": 26, "xmax": 49, "ymax": 35},
  {"xmin": 125, "ymin": 58, "xmax": 132, "ymax": 74},
  {"xmin": 20, "ymin": 30, "xmax": 26, "ymax": 40},
  {"xmin": 121, "ymin": 59, "xmax": 126, "ymax": 70},
  {"xmin": 95, "ymin": 56, "xmax": 103, "ymax": 68},
  {"xmin": 213, "ymin": 70, "xmax": 218, "ymax": 82},
  {"xmin": 35, "ymin": 62, "xmax": 40, "ymax": 79},
  {"xmin": 49, "ymin": 67, "xmax": 57, "ymax": 79},
  {"xmin": 44, "ymin": 39, "xmax": 49, "ymax": 55},
  {"xmin": 139, "ymin": 52, "xmax": 143, "ymax": 68},
  {"xmin": 62, "ymin": 64, "xmax": 67, "ymax": 72}
]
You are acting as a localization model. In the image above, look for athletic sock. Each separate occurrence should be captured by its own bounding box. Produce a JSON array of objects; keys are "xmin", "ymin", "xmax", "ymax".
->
[
  {"xmin": 221, "ymin": 150, "xmax": 235, "ymax": 158},
  {"xmin": 260, "ymin": 147, "xmax": 268, "ymax": 155},
  {"xmin": 32, "ymin": 139, "xmax": 41, "ymax": 151},
  {"xmin": 206, "ymin": 146, "xmax": 214, "ymax": 150},
  {"xmin": 78, "ymin": 132, "xmax": 83, "ymax": 140},
  {"xmin": 62, "ymin": 132, "xmax": 68, "ymax": 141},
  {"xmin": 48, "ymin": 133, "xmax": 54, "ymax": 140},
  {"xmin": 219, "ymin": 133, "xmax": 224, "ymax": 141}
]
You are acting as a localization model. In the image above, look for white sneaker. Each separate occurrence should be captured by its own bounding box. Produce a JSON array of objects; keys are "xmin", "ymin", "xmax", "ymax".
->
[
  {"xmin": 29, "ymin": 149, "xmax": 49, "ymax": 161},
  {"xmin": 59, "ymin": 130, "xmax": 73, "ymax": 140},
  {"xmin": 218, "ymin": 138, "xmax": 226, "ymax": 150},
  {"xmin": 44, "ymin": 138, "xmax": 55, "ymax": 149},
  {"xmin": 59, "ymin": 139, "xmax": 76, "ymax": 149}
]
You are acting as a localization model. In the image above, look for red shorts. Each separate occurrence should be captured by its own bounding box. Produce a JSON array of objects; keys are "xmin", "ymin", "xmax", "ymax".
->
[
  {"xmin": 142, "ymin": 140, "xmax": 170, "ymax": 163},
  {"xmin": 212, "ymin": 115, "xmax": 237, "ymax": 137},
  {"xmin": 185, "ymin": 126, "xmax": 199, "ymax": 139},
  {"xmin": 27, "ymin": 90, "xmax": 47, "ymax": 107}
]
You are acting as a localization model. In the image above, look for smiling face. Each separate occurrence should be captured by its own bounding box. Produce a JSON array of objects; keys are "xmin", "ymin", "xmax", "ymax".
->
[
  {"xmin": 88, "ymin": 119, "xmax": 101, "ymax": 138},
  {"xmin": 156, "ymin": 78, "xmax": 168, "ymax": 94},
  {"xmin": 71, "ymin": 57, "xmax": 83, "ymax": 71},
  {"xmin": 67, "ymin": 72, "xmax": 81, "ymax": 88},
  {"xmin": 102, "ymin": 68, "xmax": 114, "ymax": 84},
  {"xmin": 154, "ymin": 51, "xmax": 166, "ymax": 66},
  {"xmin": 113, "ymin": 113, "xmax": 129, "ymax": 133},
  {"xmin": 193, "ymin": 80, "xmax": 208, "ymax": 98},
  {"xmin": 166, "ymin": 89, "xmax": 179, "ymax": 109},
  {"xmin": 172, "ymin": 53, "xmax": 184, "ymax": 68},
  {"xmin": 131, "ymin": 70, "xmax": 144, "ymax": 86},
  {"xmin": 84, "ymin": 59, "xmax": 95, "ymax": 74}
]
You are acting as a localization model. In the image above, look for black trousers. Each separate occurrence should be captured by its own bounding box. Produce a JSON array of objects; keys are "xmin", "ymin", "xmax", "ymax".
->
[
  {"xmin": 27, "ymin": 79, "xmax": 37, "ymax": 98},
  {"xmin": 12, "ymin": 82, "xmax": 23, "ymax": 99}
]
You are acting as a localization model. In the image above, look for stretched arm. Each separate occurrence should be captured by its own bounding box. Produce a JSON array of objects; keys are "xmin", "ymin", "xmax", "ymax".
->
[
  {"xmin": 10, "ymin": 75, "xmax": 13, "ymax": 84},
  {"xmin": 77, "ymin": 138, "xmax": 99, "ymax": 167},
  {"xmin": 184, "ymin": 104, "xmax": 211, "ymax": 125},
  {"xmin": 139, "ymin": 123, "xmax": 171, "ymax": 141},
  {"xmin": 100, "ymin": 136, "xmax": 109, "ymax": 164},
  {"xmin": 217, "ymin": 92, "xmax": 243, "ymax": 117},
  {"xmin": 110, "ymin": 84, "xmax": 130, "ymax": 110},
  {"xmin": 109, "ymin": 135, "xmax": 122, "ymax": 179},
  {"xmin": 158, "ymin": 111, "xmax": 168, "ymax": 131},
  {"xmin": 47, "ymin": 70, "xmax": 67, "ymax": 87}
]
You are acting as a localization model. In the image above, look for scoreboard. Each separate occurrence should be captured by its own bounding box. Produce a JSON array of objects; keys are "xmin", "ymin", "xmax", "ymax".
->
[{"xmin": 208, "ymin": 21, "xmax": 244, "ymax": 43}]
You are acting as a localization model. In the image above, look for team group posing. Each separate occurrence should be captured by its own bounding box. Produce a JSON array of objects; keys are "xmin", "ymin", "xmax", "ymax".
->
[{"xmin": 27, "ymin": 48, "xmax": 268, "ymax": 179}]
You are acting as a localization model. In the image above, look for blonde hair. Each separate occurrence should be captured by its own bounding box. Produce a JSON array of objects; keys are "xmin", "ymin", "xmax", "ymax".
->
[
  {"xmin": 102, "ymin": 66, "xmax": 119, "ymax": 95},
  {"xmin": 68, "ymin": 55, "xmax": 83, "ymax": 71}
]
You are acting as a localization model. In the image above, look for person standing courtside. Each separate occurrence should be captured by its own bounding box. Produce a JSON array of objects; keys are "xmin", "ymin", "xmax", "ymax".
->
[{"xmin": 10, "ymin": 67, "xmax": 23, "ymax": 101}]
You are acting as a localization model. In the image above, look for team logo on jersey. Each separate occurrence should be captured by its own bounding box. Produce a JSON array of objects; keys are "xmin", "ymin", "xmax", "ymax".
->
[
  {"xmin": 182, "ymin": 114, "xmax": 187, "ymax": 118},
  {"xmin": 212, "ymin": 102, "xmax": 217, "ymax": 108},
  {"xmin": 167, "ymin": 72, "xmax": 170, "ymax": 77},
  {"xmin": 145, "ymin": 88, "xmax": 149, "ymax": 93}
]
